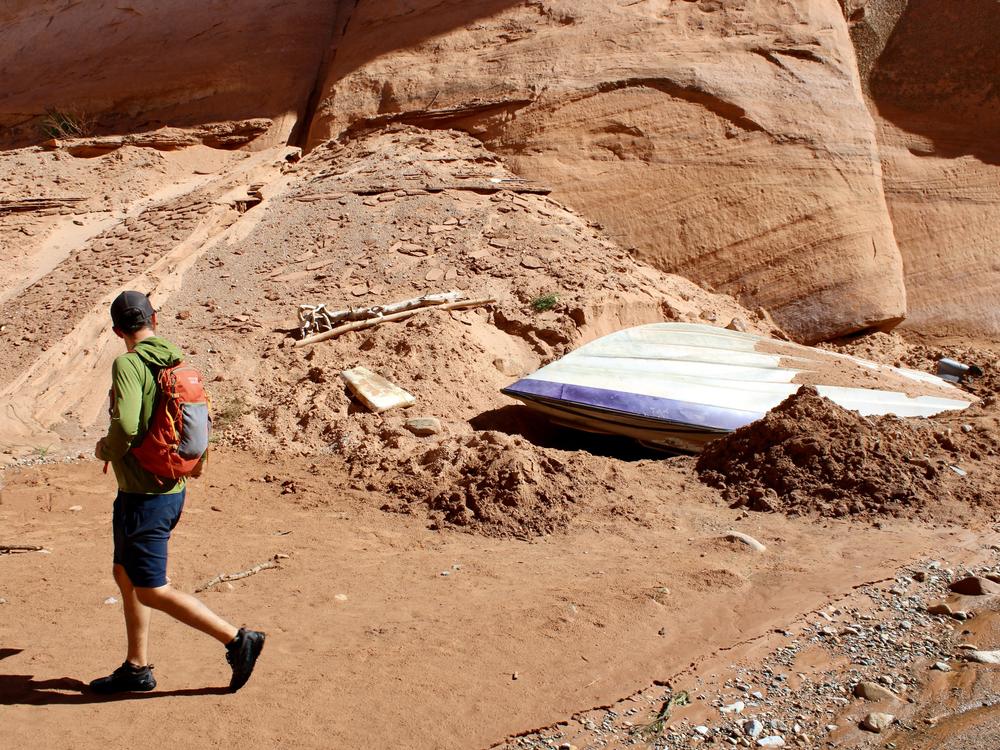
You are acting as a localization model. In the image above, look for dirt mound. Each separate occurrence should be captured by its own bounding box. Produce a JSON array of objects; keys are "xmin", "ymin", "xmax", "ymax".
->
[
  {"xmin": 696, "ymin": 385, "xmax": 999, "ymax": 521},
  {"xmin": 366, "ymin": 432, "xmax": 577, "ymax": 537},
  {"xmin": 323, "ymin": 413, "xmax": 631, "ymax": 538}
]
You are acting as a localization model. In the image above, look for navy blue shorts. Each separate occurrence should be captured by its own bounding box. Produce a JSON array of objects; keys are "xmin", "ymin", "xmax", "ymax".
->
[{"xmin": 112, "ymin": 489, "xmax": 186, "ymax": 589}]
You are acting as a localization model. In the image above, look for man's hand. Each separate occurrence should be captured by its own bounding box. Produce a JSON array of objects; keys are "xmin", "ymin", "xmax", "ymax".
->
[{"xmin": 95, "ymin": 438, "xmax": 106, "ymax": 460}]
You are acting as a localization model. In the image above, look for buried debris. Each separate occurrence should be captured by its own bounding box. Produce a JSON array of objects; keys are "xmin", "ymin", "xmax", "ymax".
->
[
  {"xmin": 195, "ymin": 554, "xmax": 287, "ymax": 593},
  {"xmin": 724, "ymin": 531, "xmax": 766, "ymax": 552},
  {"xmin": 342, "ymin": 366, "xmax": 416, "ymax": 413},
  {"xmin": 0, "ymin": 544, "xmax": 46, "ymax": 554},
  {"xmin": 295, "ymin": 292, "xmax": 496, "ymax": 347},
  {"xmin": 503, "ymin": 323, "xmax": 972, "ymax": 454},
  {"xmin": 937, "ymin": 357, "xmax": 984, "ymax": 384}
]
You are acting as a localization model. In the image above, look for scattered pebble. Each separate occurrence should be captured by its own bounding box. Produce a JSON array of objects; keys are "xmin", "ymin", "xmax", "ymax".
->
[
  {"xmin": 103, "ymin": 596, "xmax": 118, "ymax": 605},
  {"xmin": 757, "ymin": 736, "xmax": 785, "ymax": 747},
  {"xmin": 853, "ymin": 681, "xmax": 897, "ymax": 701},
  {"xmin": 720, "ymin": 700, "xmax": 745, "ymax": 714},
  {"xmin": 860, "ymin": 712, "xmax": 895, "ymax": 733},
  {"xmin": 404, "ymin": 417, "xmax": 442, "ymax": 436}
]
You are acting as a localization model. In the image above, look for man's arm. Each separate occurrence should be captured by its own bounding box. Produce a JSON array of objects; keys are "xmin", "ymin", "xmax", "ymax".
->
[{"xmin": 97, "ymin": 355, "xmax": 145, "ymax": 461}]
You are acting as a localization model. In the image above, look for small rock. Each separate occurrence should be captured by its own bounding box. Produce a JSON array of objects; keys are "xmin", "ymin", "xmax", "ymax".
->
[
  {"xmin": 334, "ymin": 594, "xmax": 348, "ymax": 602},
  {"xmin": 440, "ymin": 571, "xmax": 450, "ymax": 577},
  {"xmin": 520, "ymin": 255, "xmax": 544, "ymax": 269},
  {"xmin": 860, "ymin": 713, "xmax": 895, "ymax": 733},
  {"xmin": 913, "ymin": 570, "xmax": 928, "ymax": 582},
  {"xmin": 103, "ymin": 596, "xmax": 118, "ymax": 605},
  {"xmin": 949, "ymin": 576, "xmax": 1000, "ymax": 596},
  {"xmin": 756, "ymin": 737, "xmax": 785, "ymax": 747},
  {"xmin": 694, "ymin": 726, "xmax": 711, "ymax": 737},
  {"xmin": 853, "ymin": 681, "xmax": 897, "ymax": 701},
  {"xmin": 744, "ymin": 719, "xmax": 764, "ymax": 738},
  {"xmin": 932, "ymin": 662, "xmax": 952, "ymax": 672},
  {"xmin": 725, "ymin": 531, "xmax": 766, "ymax": 552},
  {"xmin": 404, "ymin": 417, "xmax": 442, "ymax": 437},
  {"xmin": 492, "ymin": 356, "xmax": 521, "ymax": 376},
  {"xmin": 927, "ymin": 603, "xmax": 953, "ymax": 616},
  {"xmin": 965, "ymin": 650, "xmax": 1000, "ymax": 665},
  {"xmin": 0, "ymin": 598, "xmax": 7, "ymax": 604},
  {"xmin": 721, "ymin": 700, "xmax": 746, "ymax": 715},
  {"xmin": 68, "ymin": 505, "xmax": 83, "ymax": 512},
  {"xmin": 558, "ymin": 744, "xmax": 577, "ymax": 750},
  {"xmin": 511, "ymin": 671, "xmax": 519, "ymax": 681}
]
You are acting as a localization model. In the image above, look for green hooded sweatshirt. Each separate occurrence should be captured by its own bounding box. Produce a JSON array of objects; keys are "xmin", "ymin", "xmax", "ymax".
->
[{"xmin": 98, "ymin": 336, "xmax": 186, "ymax": 495}]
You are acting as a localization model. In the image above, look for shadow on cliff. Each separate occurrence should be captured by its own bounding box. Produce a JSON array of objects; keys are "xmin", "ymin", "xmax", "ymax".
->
[
  {"xmin": 869, "ymin": 0, "xmax": 1000, "ymax": 165},
  {"xmin": 299, "ymin": 0, "xmax": 529, "ymax": 149},
  {"xmin": 0, "ymin": 0, "xmax": 525, "ymax": 151}
]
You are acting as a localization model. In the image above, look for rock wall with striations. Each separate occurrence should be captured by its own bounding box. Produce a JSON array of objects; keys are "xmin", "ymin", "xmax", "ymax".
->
[
  {"xmin": 307, "ymin": 0, "xmax": 908, "ymax": 343},
  {"xmin": 0, "ymin": 0, "xmax": 338, "ymax": 148},
  {"xmin": 847, "ymin": 0, "xmax": 1000, "ymax": 339}
]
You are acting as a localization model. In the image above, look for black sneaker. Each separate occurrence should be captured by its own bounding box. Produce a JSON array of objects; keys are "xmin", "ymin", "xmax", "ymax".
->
[
  {"xmin": 89, "ymin": 661, "xmax": 156, "ymax": 694},
  {"xmin": 226, "ymin": 627, "xmax": 265, "ymax": 692}
]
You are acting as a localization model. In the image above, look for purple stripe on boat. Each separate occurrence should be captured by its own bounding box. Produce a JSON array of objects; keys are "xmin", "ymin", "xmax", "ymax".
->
[{"xmin": 503, "ymin": 378, "xmax": 764, "ymax": 432}]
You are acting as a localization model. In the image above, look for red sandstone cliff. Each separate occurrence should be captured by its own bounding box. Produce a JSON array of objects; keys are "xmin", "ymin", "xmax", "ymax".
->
[{"xmin": 1, "ymin": 0, "xmax": 997, "ymax": 342}]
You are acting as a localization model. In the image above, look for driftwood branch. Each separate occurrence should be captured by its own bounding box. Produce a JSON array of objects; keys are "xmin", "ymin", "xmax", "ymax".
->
[
  {"xmin": 438, "ymin": 297, "xmax": 496, "ymax": 311},
  {"xmin": 0, "ymin": 544, "xmax": 45, "ymax": 554},
  {"xmin": 294, "ymin": 297, "xmax": 496, "ymax": 348},
  {"xmin": 195, "ymin": 554, "xmax": 285, "ymax": 593},
  {"xmin": 298, "ymin": 292, "xmax": 462, "ymax": 337}
]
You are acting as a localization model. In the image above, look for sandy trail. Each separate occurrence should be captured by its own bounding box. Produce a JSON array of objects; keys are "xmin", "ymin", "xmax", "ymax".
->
[{"xmin": 0, "ymin": 451, "xmax": 989, "ymax": 749}]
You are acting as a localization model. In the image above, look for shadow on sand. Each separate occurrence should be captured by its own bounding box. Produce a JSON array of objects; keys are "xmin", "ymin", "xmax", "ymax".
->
[{"xmin": 0, "ymin": 673, "xmax": 228, "ymax": 705}]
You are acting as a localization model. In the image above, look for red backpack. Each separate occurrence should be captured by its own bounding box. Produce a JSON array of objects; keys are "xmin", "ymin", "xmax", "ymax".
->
[{"xmin": 131, "ymin": 361, "xmax": 212, "ymax": 479}]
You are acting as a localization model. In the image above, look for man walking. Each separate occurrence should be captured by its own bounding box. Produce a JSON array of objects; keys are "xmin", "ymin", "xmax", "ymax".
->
[{"xmin": 91, "ymin": 290, "xmax": 264, "ymax": 694}]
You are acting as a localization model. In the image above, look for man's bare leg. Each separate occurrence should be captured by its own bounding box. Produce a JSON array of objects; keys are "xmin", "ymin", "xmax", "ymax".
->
[
  {"xmin": 134, "ymin": 584, "xmax": 238, "ymax": 644},
  {"xmin": 113, "ymin": 563, "xmax": 151, "ymax": 666}
]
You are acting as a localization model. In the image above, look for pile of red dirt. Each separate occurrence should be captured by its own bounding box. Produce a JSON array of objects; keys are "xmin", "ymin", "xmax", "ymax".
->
[
  {"xmin": 696, "ymin": 385, "xmax": 1000, "ymax": 521},
  {"xmin": 326, "ymin": 413, "xmax": 631, "ymax": 538}
]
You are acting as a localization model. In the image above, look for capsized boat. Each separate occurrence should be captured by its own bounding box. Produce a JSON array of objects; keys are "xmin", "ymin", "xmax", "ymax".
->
[{"xmin": 501, "ymin": 323, "xmax": 975, "ymax": 452}]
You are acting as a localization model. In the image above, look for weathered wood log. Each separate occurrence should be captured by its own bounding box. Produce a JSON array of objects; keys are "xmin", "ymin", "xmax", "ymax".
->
[{"xmin": 294, "ymin": 297, "xmax": 496, "ymax": 347}]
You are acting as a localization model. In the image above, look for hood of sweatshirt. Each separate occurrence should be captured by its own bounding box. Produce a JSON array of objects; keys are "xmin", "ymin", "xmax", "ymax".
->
[{"xmin": 131, "ymin": 336, "xmax": 184, "ymax": 369}]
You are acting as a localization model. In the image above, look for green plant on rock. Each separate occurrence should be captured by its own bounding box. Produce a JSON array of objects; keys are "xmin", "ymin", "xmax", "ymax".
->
[{"xmin": 530, "ymin": 293, "xmax": 558, "ymax": 312}]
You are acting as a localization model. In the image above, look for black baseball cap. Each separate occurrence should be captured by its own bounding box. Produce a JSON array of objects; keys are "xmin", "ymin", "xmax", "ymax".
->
[{"xmin": 110, "ymin": 290, "xmax": 156, "ymax": 333}]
